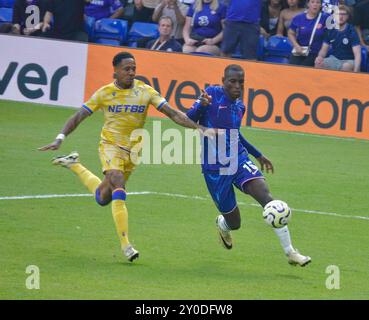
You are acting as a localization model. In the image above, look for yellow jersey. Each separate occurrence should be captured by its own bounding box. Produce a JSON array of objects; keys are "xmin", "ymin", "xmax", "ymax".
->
[{"xmin": 83, "ymin": 79, "xmax": 166, "ymax": 149}]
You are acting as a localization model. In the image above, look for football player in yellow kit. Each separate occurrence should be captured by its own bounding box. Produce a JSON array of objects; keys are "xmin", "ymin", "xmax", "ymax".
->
[{"xmin": 39, "ymin": 52, "xmax": 210, "ymax": 262}]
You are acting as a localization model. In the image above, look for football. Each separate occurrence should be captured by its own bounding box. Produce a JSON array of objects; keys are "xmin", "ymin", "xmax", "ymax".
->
[{"xmin": 263, "ymin": 200, "xmax": 291, "ymax": 228}]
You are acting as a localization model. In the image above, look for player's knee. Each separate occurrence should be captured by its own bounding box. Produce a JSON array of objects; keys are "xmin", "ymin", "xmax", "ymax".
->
[{"xmin": 95, "ymin": 188, "xmax": 111, "ymax": 206}]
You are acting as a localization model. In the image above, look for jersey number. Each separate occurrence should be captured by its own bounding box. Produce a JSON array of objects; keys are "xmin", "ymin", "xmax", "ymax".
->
[{"xmin": 243, "ymin": 161, "xmax": 259, "ymax": 175}]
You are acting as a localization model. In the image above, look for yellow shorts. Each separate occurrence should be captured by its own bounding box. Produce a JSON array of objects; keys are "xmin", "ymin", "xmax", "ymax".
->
[{"xmin": 98, "ymin": 141, "xmax": 136, "ymax": 181}]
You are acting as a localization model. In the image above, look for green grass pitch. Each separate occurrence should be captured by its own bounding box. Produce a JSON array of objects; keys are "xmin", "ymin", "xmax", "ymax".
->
[{"xmin": 0, "ymin": 99, "xmax": 369, "ymax": 300}]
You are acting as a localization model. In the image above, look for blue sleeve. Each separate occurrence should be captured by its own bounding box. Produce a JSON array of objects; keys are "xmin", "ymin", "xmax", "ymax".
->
[
  {"xmin": 186, "ymin": 100, "xmax": 206, "ymax": 123},
  {"xmin": 350, "ymin": 25, "xmax": 360, "ymax": 47},
  {"xmin": 289, "ymin": 14, "xmax": 299, "ymax": 33},
  {"xmin": 187, "ymin": 4, "xmax": 194, "ymax": 18},
  {"xmin": 239, "ymin": 133, "xmax": 262, "ymax": 158},
  {"xmin": 186, "ymin": 87, "xmax": 212, "ymax": 123}
]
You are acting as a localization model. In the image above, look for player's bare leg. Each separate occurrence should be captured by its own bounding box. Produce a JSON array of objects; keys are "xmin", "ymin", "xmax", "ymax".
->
[
  {"xmin": 243, "ymin": 179, "xmax": 311, "ymax": 267},
  {"xmin": 243, "ymin": 178, "xmax": 273, "ymax": 207},
  {"xmin": 216, "ymin": 207, "xmax": 241, "ymax": 250}
]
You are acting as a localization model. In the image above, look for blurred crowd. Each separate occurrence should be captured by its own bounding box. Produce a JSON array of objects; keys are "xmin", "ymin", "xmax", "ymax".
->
[{"xmin": 1, "ymin": 0, "xmax": 369, "ymax": 72}]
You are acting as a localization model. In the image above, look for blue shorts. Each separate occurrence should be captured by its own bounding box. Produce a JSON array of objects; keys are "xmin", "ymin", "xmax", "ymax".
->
[{"xmin": 203, "ymin": 156, "xmax": 264, "ymax": 213}]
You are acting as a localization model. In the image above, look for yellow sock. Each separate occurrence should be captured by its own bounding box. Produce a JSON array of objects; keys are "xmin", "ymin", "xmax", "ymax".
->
[
  {"xmin": 112, "ymin": 188, "xmax": 129, "ymax": 249},
  {"xmin": 69, "ymin": 163, "xmax": 101, "ymax": 194}
]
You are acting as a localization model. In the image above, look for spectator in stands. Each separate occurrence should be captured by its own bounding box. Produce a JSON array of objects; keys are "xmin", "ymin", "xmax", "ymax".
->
[
  {"xmin": 85, "ymin": 0, "xmax": 125, "ymax": 21},
  {"xmin": 276, "ymin": 0, "xmax": 305, "ymax": 36},
  {"xmin": 146, "ymin": 15, "xmax": 182, "ymax": 51},
  {"xmin": 152, "ymin": 0, "xmax": 188, "ymax": 43},
  {"xmin": 132, "ymin": 0, "xmax": 160, "ymax": 23},
  {"xmin": 261, "ymin": 0, "xmax": 285, "ymax": 39},
  {"xmin": 353, "ymin": 0, "xmax": 369, "ymax": 51},
  {"xmin": 315, "ymin": 5, "xmax": 361, "ymax": 71},
  {"xmin": 42, "ymin": 0, "xmax": 89, "ymax": 42},
  {"xmin": 221, "ymin": 0, "xmax": 262, "ymax": 60},
  {"xmin": 288, "ymin": 0, "xmax": 329, "ymax": 66},
  {"xmin": 9, "ymin": 0, "xmax": 47, "ymax": 36},
  {"xmin": 182, "ymin": 0, "xmax": 226, "ymax": 55}
]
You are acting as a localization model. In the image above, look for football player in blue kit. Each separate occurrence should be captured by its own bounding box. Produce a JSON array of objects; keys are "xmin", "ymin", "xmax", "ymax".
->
[{"xmin": 187, "ymin": 64, "xmax": 311, "ymax": 267}]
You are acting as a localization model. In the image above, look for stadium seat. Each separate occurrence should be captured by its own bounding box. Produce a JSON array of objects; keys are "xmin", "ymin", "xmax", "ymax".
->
[
  {"xmin": 360, "ymin": 46, "xmax": 368, "ymax": 73},
  {"xmin": 94, "ymin": 18, "xmax": 128, "ymax": 46},
  {"xmin": 0, "ymin": 0, "xmax": 14, "ymax": 8},
  {"xmin": 0, "ymin": 7, "xmax": 12, "ymax": 23},
  {"xmin": 128, "ymin": 22, "xmax": 159, "ymax": 45},
  {"xmin": 84, "ymin": 16, "xmax": 96, "ymax": 42},
  {"xmin": 263, "ymin": 35, "xmax": 292, "ymax": 64}
]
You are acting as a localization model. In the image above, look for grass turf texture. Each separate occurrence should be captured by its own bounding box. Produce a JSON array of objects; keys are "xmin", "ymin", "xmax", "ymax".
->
[{"xmin": 0, "ymin": 99, "xmax": 368, "ymax": 300}]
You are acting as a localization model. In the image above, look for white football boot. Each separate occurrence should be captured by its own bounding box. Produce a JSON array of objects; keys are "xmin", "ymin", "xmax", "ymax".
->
[
  {"xmin": 216, "ymin": 216, "xmax": 233, "ymax": 250},
  {"xmin": 287, "ymin": 249, "xmax": 311, "ymax": 267},
  {"xmin": 123, "ymin": 244, "xmax": 139, "ymax": 262},
  {"xmin": 52, "ymin": 151, "xmax": 80, "ymax": 168}
]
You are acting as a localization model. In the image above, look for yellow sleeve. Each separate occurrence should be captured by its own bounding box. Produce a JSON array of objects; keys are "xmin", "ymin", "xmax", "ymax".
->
[
  {"xmin": 148, "ymin": 86, "xmax": 167, "ymax": 110},
  {"xmin": 82, "ymin": 89, "xmax": 103, "ymax": 114}
]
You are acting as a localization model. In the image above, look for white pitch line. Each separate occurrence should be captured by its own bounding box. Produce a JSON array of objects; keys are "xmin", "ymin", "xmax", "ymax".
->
[
  {"xmin": 0, "ymin": 194, "xmax": 92, "ymax": 200},
  {"xmin": 1, "ymin": 191, "xmax": 369, "ymax": 222}
]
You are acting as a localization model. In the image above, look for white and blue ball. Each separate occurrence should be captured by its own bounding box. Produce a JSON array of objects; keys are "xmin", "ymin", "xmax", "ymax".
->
[{"xmin": 263, "ymin": 200, "xmax": 291, "ymax": 228}]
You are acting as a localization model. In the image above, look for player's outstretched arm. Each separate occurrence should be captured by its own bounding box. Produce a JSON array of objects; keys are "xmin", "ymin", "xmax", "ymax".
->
[
  {"xmin": 38, "ymin": 108, "xmax": 90, "ymax": 151},
  {"xmin": 159, "ymin": 103, "xmax": 209, "ymax": 133}
]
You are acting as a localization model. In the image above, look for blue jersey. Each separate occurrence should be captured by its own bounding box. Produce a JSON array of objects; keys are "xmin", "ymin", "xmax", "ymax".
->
[
  {"xmin": 187, "ymin": 2, "xmax": 227, "ymax": 38},
  {"xmin": 324, "ymin": 24, "xmax": 360, "ymax": 60},
  {"xmin": 289, "ymin": 12, "xmax": 329, "ymax": 54},
  {"xmin": 186, "ymin": 85, "xmax": 261, "ymax": 172},
  {"xmin": 226, "ymin": 0, "xmax": 262, "ymax": 24}
]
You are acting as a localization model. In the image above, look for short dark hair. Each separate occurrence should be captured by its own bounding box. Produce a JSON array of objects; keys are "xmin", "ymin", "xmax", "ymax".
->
[
  {"xmin": 224, "ymin": 64, "xmax": 244, "ymax": 78},
  {"xmin": 112, "ymin": 52, "xmax": 135, "ymax": 67}
]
